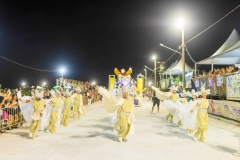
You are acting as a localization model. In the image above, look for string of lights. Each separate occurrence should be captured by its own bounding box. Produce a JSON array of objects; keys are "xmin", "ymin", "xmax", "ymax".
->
[
  {"xmin": 0, "ymin": 56, "xmax": 59, "ymax": 72},
  {"xmin": 185, "ymin": 4, "xmax": 240, "ymax": 44}
]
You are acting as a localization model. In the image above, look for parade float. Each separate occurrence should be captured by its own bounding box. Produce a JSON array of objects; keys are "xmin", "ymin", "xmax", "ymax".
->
[{"xmin": 108, "ymin": 67, "xmax": 143, "ymax": 107}]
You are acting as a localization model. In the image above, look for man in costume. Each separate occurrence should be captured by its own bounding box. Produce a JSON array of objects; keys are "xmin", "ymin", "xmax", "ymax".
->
[
  {"xmin": 190, "ymin": 87, "xmax": 210, "ymax": 142},
  {"xmin": 19, "ymin": 92, "xmax": 46, "ymax": 140},
  {"xmin": 46, "ymin": 91, "xmax": 62, "ymax": 133},
  {"xmin": 61, "ymin": 90, "xmax": 73, "ymax": 126},
  {"xmin": 97, "ymin": 85, "xmax": 134, "ymax": 142},
  {"xmin": 71, "ymin": 87, "xmax": 85, "ymax": 119}
]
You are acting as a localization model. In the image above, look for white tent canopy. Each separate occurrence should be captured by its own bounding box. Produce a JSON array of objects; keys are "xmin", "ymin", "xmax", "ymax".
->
[
  {"xmin": 163, "ymin": 58, "xmax": 194, "ymax": 75},
  {"xmin": 197, "ymin": 29, "xmax": 240, "ymax": 65}
]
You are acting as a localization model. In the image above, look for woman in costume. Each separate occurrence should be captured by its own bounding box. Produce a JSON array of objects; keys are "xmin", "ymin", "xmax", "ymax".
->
[
  {"xmin": 19, "ymin": 92, "xmax": 46, "ymax": 139},
  {"xmin": 178, "ymin": 89, "xmax": 199, "ymax": 133},
  {"xmin": 163, "ymin": 86, "xmax": 179, "ymax": 123},
  {"xmin": 46, "ymin": 91, "xmax": 62, "ymax": 133},
  {"xmin": 61, "ymin": 90, "xmax": 73, "ymax": 126},
  {"xmin": 190, "ymin": 87, "xmax": 210, "ymax": 142},
  {"xmin": 97, "ymin": 85, "xmax": 134, "ymax": 142},
  {"xmin": 177, "ymin": 90, "xmax": 189, "ymax": 126},
  {"xmin": 71, "ymin": 87, "xmax": 85, "ymax": 119}
]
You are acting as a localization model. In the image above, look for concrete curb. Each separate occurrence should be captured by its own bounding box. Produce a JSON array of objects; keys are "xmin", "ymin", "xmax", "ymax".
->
[{"xmin": 208, "ymin": 114, "xmax": 240, "ymax": 126}]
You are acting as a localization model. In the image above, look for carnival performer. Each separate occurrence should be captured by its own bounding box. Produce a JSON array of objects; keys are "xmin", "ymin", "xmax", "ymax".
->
[
  {"xmin": 19, "ymin": 92, "xmax": 46, "ymax": 140},
  {"xmin": 97, "ymin": 85, "xmax": 134, "ymax": 142},
  {"xmin": 164, "ymin": 86, "xmax": 179, "ymax": 123},
  {"xmin": 46, "ymin": 91, "xmax": 62, "ymax": 133},
  {"xmin": 178, "ymin": 89, "xmax": 199, "ymax": 133},
  {"xmin": 177, "ymin": 90, "xmax": 189, "ymax": 126},
  {"xmin": 190, "ymin": 87, "xmax": 210, "ymax": 142},
  {"xmin": 61, "ymin": 90, "xmax": 73, "ymax": 126},
  {"xmin": 186, "ymin": 90, "xmax": 199, "ymax": 133},
  {"xmin": 135, "ymin": 90, "xmax": 143, "ymax": 107},
  {"xmin": 71, "ymin": 87, "xmax": 85, "ymax": 119}
]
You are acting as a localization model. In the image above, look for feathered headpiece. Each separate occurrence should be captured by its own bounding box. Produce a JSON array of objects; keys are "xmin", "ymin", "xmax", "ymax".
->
[
  {"xmin": 75, "ymin": 87, "xmax": 81, "ymax": 92},
  {"xmin": 199, "ymin": 87, "xmax": 210, "ymax": 95},
  {"xmin": 65, "ymin": 90, "xmax": 71, "ymax": 96},
  {"xmin": 170, "ymin": 85, "xmax": 178, "ymax": 92},
  {"xmin": 191, "ymin": 89, "xmax": 199, "ymax": 97},
  {"xmin": 180, "ymin": 90, "xmax": 188, "ymax": 97}
]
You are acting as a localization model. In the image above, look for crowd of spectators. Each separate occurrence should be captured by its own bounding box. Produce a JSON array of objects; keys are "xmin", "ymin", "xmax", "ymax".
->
[
  {"xmin": 0, "ymin": 78, "xmax": 102, "ymax": 133},
  {"xmin": 57, "ymin": 78, "xmax": 101, "ymax": 105},
  {"xmin": 195, "ymin": 65, "xmax": 240, "ymax": 78}
]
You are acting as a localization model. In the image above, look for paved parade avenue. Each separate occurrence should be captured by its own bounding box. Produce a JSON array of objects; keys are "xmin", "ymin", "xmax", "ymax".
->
[{"xmin": 1, "ymin": 100, "xmax": 240, "ymax": 160}]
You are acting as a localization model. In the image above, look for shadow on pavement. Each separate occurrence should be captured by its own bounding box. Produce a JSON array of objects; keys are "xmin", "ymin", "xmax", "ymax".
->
[
  {"xmin": 91, "ymin": 124, "xmax": 113, "ymax": 131},
  {"xmin": 8, "ymin": 132, "xmax": 29, "ymax": 138},
  {"xmin": 206, "ymin": 143, "xmax": 236, "ymax": 153}
]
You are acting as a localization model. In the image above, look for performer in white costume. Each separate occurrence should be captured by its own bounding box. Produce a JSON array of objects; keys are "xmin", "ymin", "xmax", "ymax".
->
[
  {"xmin": 178, "ymin": 89, "xmax": 199, "ymax": 133},
  {"xmin": 97, "ymin": 85, "xmax": 134, "ymax": 142},
  {"xmin": 163, "ymin": 86, "xmax": 179, "ymax": 123},
  {"xmin": 177, "ymin": 90, "xmax": 189, "ymax": 126},
  {"xmin": 19, "ymin": 92, "xmax": 46, "ymax": 140}
]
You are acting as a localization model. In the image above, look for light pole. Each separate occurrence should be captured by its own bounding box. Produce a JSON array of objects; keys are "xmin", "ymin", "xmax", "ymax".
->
[
  {"xmin": 144, "ymin": 69, "xmax": 147, "ymax": 88},
  {"xmin": 157, "ymin": 62, "xmax": 165, "ymax": 88},
  {"xmin": 60, "ymin": 69, "xmax": 64, "ymax": 79},
  {"xmin": 148, "ymin": 82, "xmax": 151, "ymax": 86},
  {"xmin": 152, "ymin": 55, "xmax": 156, "ymax": 86},
  {"xmin": 177, "ymin": 18, "xmax": 185, "ymax": 89}
]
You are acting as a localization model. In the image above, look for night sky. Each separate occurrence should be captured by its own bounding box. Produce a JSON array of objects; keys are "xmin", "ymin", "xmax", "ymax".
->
[{"xmin": 0, "ymin": 0, "xmax": 239, "ymax": 88}]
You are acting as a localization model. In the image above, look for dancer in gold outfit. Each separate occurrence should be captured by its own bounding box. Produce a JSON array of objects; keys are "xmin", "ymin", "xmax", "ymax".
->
[
  {"xmin": 165, "ymin": 86, "xmax": 179, "ymax": 122},
  {"xmin": 71, "ymin": 87, "xmax": 85, "ymax": 119},
  {"xmin": 97, "ymin": 86, "xmax": 134, "ymax": 142},
  {"xmin": 19, "ymin": 92, "xmax": 46, "ymax": 140},
  {"xmin": 190, "ymin": 87, "xmax": 210, "ymax": 142},
  {"xmin": 46, "ymin": 91, "xmax": 62, "ymax": 133},
  {"xmin": 61, "ymin": 90, "xmax": 73, "ymax": 126}
]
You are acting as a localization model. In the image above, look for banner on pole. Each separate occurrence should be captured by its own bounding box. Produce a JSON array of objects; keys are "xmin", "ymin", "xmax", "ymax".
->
[
  {"xmin": 108, "ymin": 75, "xmax": 115, "ymax": 90},
  {"xmin": 226, "ymin": 73, "xmax": 240, "ymax": 100}
]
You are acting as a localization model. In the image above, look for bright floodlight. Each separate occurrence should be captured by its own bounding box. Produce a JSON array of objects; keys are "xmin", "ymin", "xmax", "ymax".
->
[
  {"xmin": 152, "ymin": 55, "xmax": 156, "ymax": 60},
  {"xmin": 92, "ymin": 82, "xmax": 96, "ymax": 85},
  {"xmin": 43, "ymin": 82, "xmax": 46, "ymax": 85},
  {"xmin": 60, "ymin": 69, "xmax": 64, "ymax": 73},
  {"xmin": 22, "ymin": 82, "xmax": 25, "ymax": 86},
  {"xmin": 148, "ymin": 82, "xmax": 151, "ymax": 86},
  {"xmin": 177, "ymin": 18, "xmax": 184, "ymax": 28}
]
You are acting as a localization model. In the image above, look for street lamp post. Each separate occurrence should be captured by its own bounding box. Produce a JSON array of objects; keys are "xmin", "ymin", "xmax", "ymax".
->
[
  {"xmin": 152, "ymin": 56, "xmax": 156, "ymax": 86},
  {"xmin": 157, "ymin": 62, "xmax": 165, "ymax": 88},
  {"xmin": 60, "ymin": 69, "xmax": 64, "ymax": 79},
  {"xmin": 182, "ymin": 26, "xmax": 185, "ymax": 89},
  {"xmin": 177, "ymin": 18, "xmax": 186, "ymax": 89},
  {"xmin": 144, "ymin": 69, "xmax": 147, "ymax": 88}
]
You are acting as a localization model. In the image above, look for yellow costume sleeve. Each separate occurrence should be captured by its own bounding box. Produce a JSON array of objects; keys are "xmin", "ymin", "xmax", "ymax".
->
[{"xmin": 98, "ymin": 86, "xmax": 123, "ymax": 113}]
